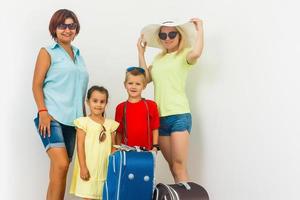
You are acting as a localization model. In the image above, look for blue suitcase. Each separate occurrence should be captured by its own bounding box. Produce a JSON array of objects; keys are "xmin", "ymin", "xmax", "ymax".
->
[{"xmin": 103, "ymin": 150, "xmax": 155, "ymax": 200}]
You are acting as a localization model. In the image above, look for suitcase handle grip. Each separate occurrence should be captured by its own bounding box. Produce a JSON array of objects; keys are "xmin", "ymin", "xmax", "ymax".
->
[{"xmin": 178, "ymin": 182, "xmax": 191, "ymax": 190}]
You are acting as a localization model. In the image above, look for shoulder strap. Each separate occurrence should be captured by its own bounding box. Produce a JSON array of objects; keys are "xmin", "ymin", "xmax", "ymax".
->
[
  {"xmin": 122, "ymin": 102, "xmax": 128, "ymax": 144},
  {"xmin": 122, "ymin": 98, "xmax": 151, "ymax": 148},
  {"xmin": 143, "ymin": 99, "xmax": 151, "ymax": 148}
]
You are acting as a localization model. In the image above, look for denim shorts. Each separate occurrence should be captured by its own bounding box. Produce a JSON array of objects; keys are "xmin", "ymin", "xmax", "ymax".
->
[
  {"xmin": 34, "ymin": 117, "xmax": 76, "ymax": 160},
  {"xmin": 159, "ymin": 113, "xmax": 192, "ymax": 136}
]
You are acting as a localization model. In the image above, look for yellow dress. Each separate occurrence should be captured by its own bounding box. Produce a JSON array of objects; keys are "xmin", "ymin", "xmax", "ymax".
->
[{"xmin": 70, "ymin": 117, "xmax": 119, "ymax": 199}]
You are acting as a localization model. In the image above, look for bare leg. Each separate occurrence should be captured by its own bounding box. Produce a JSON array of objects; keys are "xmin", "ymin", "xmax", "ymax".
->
[
  {"xmin": 159, "ymin": 136, "xmax": 175, "ymax": 178},
  {"xmin": 46, "ymin": 147, "xmax": 70, "ymax": 200},
  {"xmin": 170, "ymin": 131, "xmax": 189, "ymax": 183}
]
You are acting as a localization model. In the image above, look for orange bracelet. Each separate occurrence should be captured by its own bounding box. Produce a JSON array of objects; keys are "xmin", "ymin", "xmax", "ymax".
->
[{"xmin": 38, "ymin": 109, "xmax": 48, "ymax": 113}]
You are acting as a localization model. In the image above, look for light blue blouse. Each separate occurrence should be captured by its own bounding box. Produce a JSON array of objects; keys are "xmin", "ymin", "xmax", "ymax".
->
[{"xmin": 43, "ymin": 43, "xmax": 89, "ymax": 126}]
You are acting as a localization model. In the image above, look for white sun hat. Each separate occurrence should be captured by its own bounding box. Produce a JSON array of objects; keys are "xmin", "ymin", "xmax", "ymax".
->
[{"xmin": 141, "ymin": 20, "xmax": 196, "ymax": 49}]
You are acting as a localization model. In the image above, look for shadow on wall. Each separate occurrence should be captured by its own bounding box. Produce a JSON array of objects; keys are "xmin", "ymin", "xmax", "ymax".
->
[
  {"xmin": 186, "ymin": 34, "xmax": 222, "ymax": 182},
  {"xmin": 186, "ymin": 63, "xmax": 207, "ymax": 182}
]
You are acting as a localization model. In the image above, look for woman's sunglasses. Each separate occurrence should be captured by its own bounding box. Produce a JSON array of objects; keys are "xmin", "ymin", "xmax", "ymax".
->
[
  {"xmin": 99, "ymin": 125, "xmax": 106, "ymax": 143},
  {"xmin": 57, "ymin": 23, "xmax": 77, "ymax": 30},
  {"xmin": 158, "ymin": 31, "xmax": 178, "ymax": 40},
  {"xmin": 126, "ymin": 66, "xmax": 145, "ymax": 74}
]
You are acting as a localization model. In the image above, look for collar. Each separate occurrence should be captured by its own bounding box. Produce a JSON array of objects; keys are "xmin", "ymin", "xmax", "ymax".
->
[
  {"xmin": 50, "ymin": 43, "xmax": 59, "ymax": 49},
  {"xmin": 50, "ymin": 42, "xmax": 80, "ymax": 56}
]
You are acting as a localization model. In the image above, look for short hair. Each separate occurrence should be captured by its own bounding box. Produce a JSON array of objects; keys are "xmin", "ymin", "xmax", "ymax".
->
[
  {"xmin": 49, "ymin": 9, "xmax": 80, "ymax": 40},
  {"xmin": 124, "ymin": 69, "xmax": 146, "ymax": 85}
]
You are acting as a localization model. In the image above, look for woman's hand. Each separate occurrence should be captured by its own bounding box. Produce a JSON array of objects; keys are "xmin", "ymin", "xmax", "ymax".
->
[
  {"xmin": 80, "ymin": 167, "xmax": 90, "ymax": 181},
  {"xmin": 190, "ymin": 18, "xmax": 203, "ymax": 32},
  {"xmin": 137, "ymin": 35, "xmax": 147, "ymax": 55},
  {"xmin": 38, "ymin": 111, "xmax": 52, "ymax": 138},
  {"xmin": 187, "ymin": 18, "xmax": 204, "ymax": 64},
  {"xmin": 137, "ymin": 34, "xmax": 152, "ymax": 82}
]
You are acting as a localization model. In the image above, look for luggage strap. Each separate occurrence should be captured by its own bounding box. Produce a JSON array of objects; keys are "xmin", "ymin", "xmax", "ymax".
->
[{"xmin": 113, "ymin": 144, "xmax": 145, "ymax": 152}]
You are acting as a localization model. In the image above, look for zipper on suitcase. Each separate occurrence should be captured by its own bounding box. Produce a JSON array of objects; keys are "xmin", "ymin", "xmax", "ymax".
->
[
  {"xmin": 116, "ymin": 151, "xmax": 123, "ymax": 200},
  {"xmin": 105, "ymin": 181, "xmax": 109, "ymax": 200},
  {"xmin": 113, "ymin": 155, "xmax": 116, "ymax": 173},
  {"xmin": 168, "ymin": 186, "xmax": 180, "ymax": 200},
  {"xmin": 123, "ymin": 151, "xmax": 126, "ymax": 166},
  {"xmin": 160, "ymin": 183, "xmax": 176, "ymax": 200}
]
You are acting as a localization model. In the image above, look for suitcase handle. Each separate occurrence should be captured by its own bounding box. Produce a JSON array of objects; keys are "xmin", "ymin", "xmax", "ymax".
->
[
  {"xmin": 113, "ymin": 144, "xmax": 148, "ymax": 152},
  {"xmin": 177, "ymin": 182, "xmax": 191, "ymax": 190}
]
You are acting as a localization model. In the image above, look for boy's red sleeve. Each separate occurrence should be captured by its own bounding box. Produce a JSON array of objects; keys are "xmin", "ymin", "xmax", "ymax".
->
[
  {"xmin": 115, "ymin": 104, "xmax": 123, "ymax": 135},
  {"xmin": 150, "ymin": 101, "xmax": 160, "ymax": 130}
]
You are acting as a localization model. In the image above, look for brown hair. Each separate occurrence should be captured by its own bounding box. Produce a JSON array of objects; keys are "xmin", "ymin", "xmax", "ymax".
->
[
  {"xmin": 49, "ymin": 9, "xmax": 80, "ymax": 40},
  {"xmin": 87, "ymin": 86, "xmax": 109, "ymax": 102},
  {"xmin": 87, "ymin": 86, "xmax": 109, "ymax": 117}
]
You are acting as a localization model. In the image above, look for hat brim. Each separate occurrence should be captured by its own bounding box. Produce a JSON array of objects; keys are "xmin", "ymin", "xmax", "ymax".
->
[{"xmin": 141, "ymin": 21, "xmax": 196, "ymax": 49}]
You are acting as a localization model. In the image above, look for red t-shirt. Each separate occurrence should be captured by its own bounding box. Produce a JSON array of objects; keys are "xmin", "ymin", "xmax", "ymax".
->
[{"xmin": 115, "ymin": 99, "xmax": 160, "ymax": 150}]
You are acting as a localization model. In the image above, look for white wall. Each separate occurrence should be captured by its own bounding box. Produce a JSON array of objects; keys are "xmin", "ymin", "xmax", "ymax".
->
[{"xmin": 1, "ymin": 0, "xmax": 300, "ymax": 199}]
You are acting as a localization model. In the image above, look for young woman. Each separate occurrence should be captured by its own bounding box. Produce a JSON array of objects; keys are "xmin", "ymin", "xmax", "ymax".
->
[{"xmin": 137, "ymin": 18, "xmax": 204, "ymax": 183}]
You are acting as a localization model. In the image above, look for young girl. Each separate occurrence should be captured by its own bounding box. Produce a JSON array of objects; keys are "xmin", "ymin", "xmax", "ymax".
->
[{"xmin": 70, "ymin": 86, "xmax": 119, "ymax": 200}]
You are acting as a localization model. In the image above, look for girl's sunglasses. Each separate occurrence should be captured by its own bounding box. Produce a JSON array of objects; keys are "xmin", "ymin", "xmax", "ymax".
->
[
  {"xmin": 99, "ymin": 125, "xmax": 106, "ymax": 143},
  {"xmin": 158, "ymin": 31, "xmax": 178, "ymax": 40},
  {"xmin": 57, "ymin": 23, "xmax": 77, "ymax": 30}
]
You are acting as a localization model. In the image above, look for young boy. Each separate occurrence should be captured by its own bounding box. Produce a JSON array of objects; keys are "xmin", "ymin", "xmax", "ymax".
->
[{"xmin": 115, "ymin": 66, "xmax": 160, "ymax": 152}]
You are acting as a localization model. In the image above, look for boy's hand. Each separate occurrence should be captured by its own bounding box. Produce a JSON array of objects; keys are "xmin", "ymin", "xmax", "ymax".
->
[
  {"xmin": 151, "ymin": 147, "xmax": 158, "ymax": 154},
  {"xmin": 80, "ymin": 167, "xmax": 90, "ymax": 181}
]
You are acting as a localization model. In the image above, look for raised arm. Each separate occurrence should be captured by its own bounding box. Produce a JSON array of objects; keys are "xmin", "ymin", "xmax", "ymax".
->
[
  {"xmin": 186, "ymin": 18, "xmax": 204, "ymax": 65},
  {"xmin": 137, "ymin": 36, "xmax": 152, "ymax": 83}
]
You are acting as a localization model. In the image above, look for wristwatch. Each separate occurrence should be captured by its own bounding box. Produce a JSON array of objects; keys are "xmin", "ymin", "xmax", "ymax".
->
[{"xmin": 152, "ymin": 144, "xmax": 160, "ymax": 151}]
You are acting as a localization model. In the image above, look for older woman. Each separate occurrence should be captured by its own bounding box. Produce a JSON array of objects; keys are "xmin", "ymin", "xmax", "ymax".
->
[{"xmin": 32, "ymin": 9, "xmax": 89, "ymax": 200}]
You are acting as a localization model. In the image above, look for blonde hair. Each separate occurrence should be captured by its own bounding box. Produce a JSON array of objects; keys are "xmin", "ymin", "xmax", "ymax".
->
[
  {"xmin": 124, "ymin": 69, "xmax": 147, "ymax": 85},
  {"xmin": 157, "ymin": 26, "xmax": 188, "ymax": 57}
]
